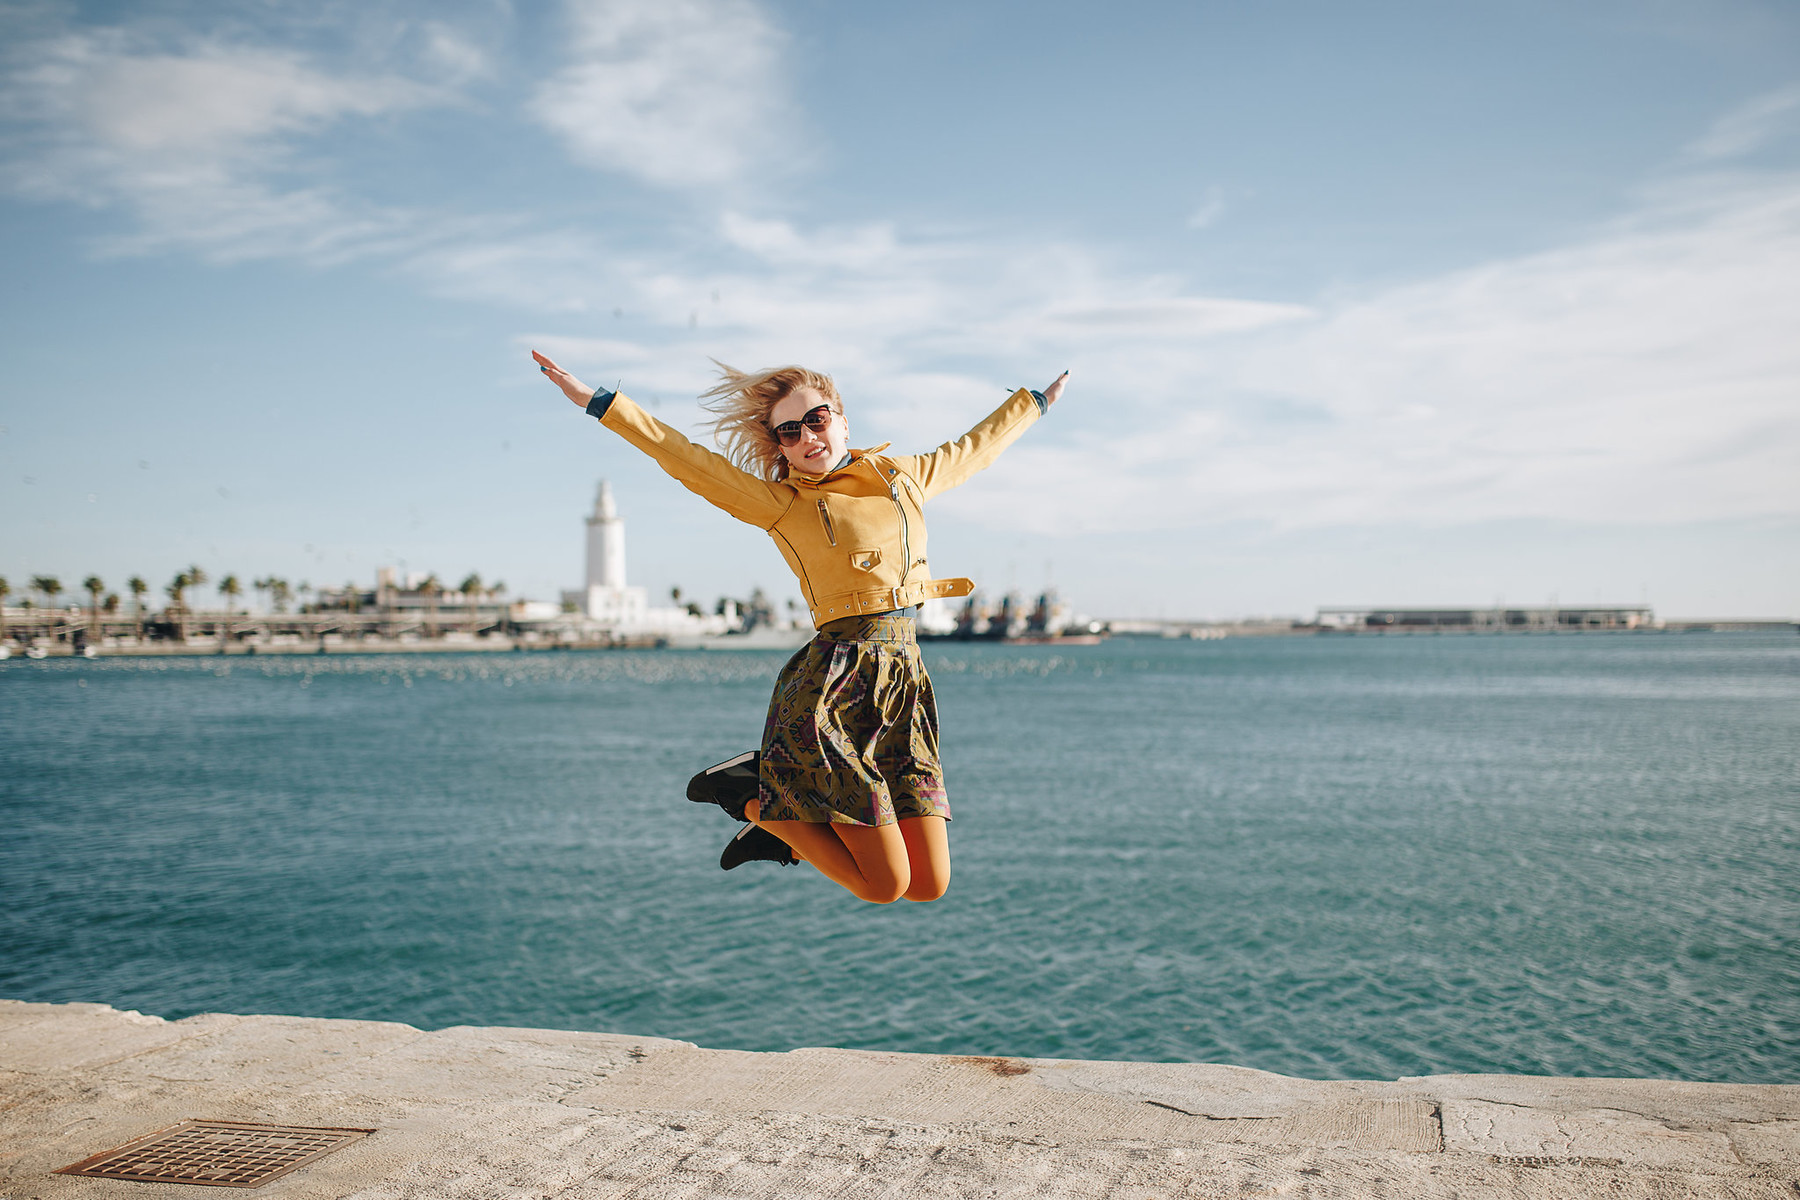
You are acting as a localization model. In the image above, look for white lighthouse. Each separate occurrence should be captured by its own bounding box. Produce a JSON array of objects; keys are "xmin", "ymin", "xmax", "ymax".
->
[
  {"xmin": 570, "ymin": 479, "xmax": 648, "ymax": 625},
  {"xmin": 586, "ymin": 480, "xmax": 626, "ymax": 590}
]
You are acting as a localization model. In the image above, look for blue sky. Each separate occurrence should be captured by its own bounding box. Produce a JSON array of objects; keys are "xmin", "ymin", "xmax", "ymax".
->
[{"xmin": 2, "ymin": 0, "xmax": 1797, "ymax": 619}]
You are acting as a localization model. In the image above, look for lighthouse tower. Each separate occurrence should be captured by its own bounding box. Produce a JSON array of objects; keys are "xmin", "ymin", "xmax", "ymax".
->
[
  {"xmin": 574, "ymin": 480, "xmax": 647, "ymax": 625},
  {"xmin": 586, "ymin": 480, "xmax": 626, "ymax": 590}
]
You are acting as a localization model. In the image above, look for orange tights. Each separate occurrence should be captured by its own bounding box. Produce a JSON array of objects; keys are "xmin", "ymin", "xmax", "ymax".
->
[{"xmin": 747, "ymin": 800, "xmax": 949, "ymax": 904}]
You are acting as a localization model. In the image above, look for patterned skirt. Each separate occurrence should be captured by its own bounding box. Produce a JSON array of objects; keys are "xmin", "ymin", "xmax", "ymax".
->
[{"xmin": 758, "ymin": 610, "xmax": 950, "ymax": 826}]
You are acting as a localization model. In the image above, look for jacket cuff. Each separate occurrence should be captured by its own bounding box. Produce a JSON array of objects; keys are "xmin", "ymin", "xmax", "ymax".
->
[
  {"xmin": 585, "ymin": 388, "xmax": 616, "ymax": 420},
  {"xmin": 1028, "ymin": 389, "xmax": 1048, "ymax": 415}
]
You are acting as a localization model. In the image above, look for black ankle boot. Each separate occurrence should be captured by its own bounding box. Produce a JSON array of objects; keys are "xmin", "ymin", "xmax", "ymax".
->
[
  {"xmin": 721, "ymin": 822, "xmax": 797, "ymax": 870},
  {"xmin": 688, "ymin": 751, "xmax": 760, "ymax": 821}
]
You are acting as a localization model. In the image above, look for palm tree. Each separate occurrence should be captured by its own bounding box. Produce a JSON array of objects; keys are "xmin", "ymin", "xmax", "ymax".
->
[
  {"xmin": 0, "ymin": 576, "xmax": 9, "ymax": 643},
  {"xmin": 128, "ymin": 576, "xmax": 147, "ymax": 640},
  {"xmin": 270, "ymin": 578, "xmax": 292, "ymax": 614},
  {"xmin": 218, "ymin": 574, "xmax": 242, "ymax": 649},
  {"xmin": 31, "ymin": 576, "xmax": 64, "ymax": 644},
  {"xmin": 83, "ymin": 575, "xmax": 104, "ymax": 640},
  {"xmin": 166, "ymin": 571, "xmax": 191, "ymax": 641},
  {"xmin": 459, "ymin": 572, "xmax": 483, "ymax": 632},
  {"xmin": 32, "ymin": 576, "xmax": 62, "ymax": 639},
  {"xmin": 253, "ymin": 576, "xmax": 270, "ymax": 614},
  {"xmin": 489, "ymin": 581, "xmax": 508, "ymax": 631},
  {"xmin": 182, "ymin": 565, "xmax": 207, "ymax": 642},
  {"xmin": 419, "ymin": 574, "xmax": 442, "ymax": 637}
]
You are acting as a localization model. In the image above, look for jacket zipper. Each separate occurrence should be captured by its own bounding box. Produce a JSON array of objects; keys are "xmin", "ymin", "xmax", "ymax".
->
[
  {"xmin": 888, "ymin": 482, "xmax": 911, "ymax": 588},
  {"xmin": 816, "ymin": 499, "xmax": 837, "ymax": 546}
]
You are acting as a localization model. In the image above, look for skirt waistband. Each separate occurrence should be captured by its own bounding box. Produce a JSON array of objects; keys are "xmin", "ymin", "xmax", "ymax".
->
[{"xmin": 817, "ymin": 608, "xmax": 917, "ymax": 643}]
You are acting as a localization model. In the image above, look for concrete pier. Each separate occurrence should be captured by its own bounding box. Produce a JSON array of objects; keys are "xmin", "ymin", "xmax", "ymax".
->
[{"xmin": 2, "ymin": 1000, "xmax": 1795, "ymax": 1197}]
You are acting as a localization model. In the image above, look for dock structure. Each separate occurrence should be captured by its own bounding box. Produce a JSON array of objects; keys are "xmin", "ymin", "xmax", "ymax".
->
[
  {"xmin": 1316, "ymin": 605, "xmax": 1657, "ymax": 632},
  {"xmin": 0, "ymin": 600, "xmax": 629, "ymax": 656},
  {"xmin": 3, "ymin": 1001, "xmax": 1796, "ymax": 1198}
]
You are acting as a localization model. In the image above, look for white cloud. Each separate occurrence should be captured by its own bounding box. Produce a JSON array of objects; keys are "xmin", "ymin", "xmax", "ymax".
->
[
  {"xmin": 1045, "ymin": 297, "xmax": 1310, "ymax": 337},
  {"xmin": 529, "ymin": 0, "xmax": 798, "ymax": 190},
  {"xmin": 946, "ymin": 173, "xmax": 1800, "ymax": 536},
  {"xmin": 419, "ymin": 22, "xmax": 493, "ymax": 84},
  {"xmin": 1186, "ymin": 185, "xmax": 1226, "ymax": 229},
  {"xmin": 1685, "ymin": 84, "xmax": 1800, "ymax": 161},
  {"xmin": 6, "ymin": 32, "xmax": 436, "ymax": 172},
  {"xmin": 427, "ymin": 204, "xmax": 1312, "ymax": 456},
  {"xmin": 0, "ymin": 27, "xmax": 458, "ymax": 261},
  {"xmin": 80, "ymin": 49, "xmax": 424, "ymax": 154}
]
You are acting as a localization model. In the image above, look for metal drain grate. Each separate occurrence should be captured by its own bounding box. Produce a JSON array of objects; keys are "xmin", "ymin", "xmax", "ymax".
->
[
  {"xmin": 1488, "ymin": 1154, "xmax": 1625, "ymax": 1170},
  {"xmin": 55, "ymin": 1120, "xmax": 375, "ymax": 1188}
]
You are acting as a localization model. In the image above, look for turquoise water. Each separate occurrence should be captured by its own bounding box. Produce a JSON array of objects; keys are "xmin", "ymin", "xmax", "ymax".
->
[{"xmin": 3, "ymin": 635, "xmax": 1796, "ymax": 1082}]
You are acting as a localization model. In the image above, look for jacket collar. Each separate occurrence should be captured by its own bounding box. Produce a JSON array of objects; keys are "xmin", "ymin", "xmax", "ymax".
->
[{"xmin": 789, "ymin": 444, "xmax": 891, "ymax": 484}]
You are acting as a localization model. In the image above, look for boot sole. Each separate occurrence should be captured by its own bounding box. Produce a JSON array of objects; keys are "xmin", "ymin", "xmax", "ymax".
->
[{"xmin": 687, "ymin": 751, "xmax": 760, "ymax": 820}]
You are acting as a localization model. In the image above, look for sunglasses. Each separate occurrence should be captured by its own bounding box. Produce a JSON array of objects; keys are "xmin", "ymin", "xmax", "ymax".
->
[{"xmin": 770, "ymin": 404, "xmax": 838, "ymax": 446}]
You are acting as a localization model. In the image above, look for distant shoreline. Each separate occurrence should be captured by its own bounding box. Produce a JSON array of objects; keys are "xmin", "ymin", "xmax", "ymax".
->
[{"xmin": 3, "ymin": 620, "xmax": 1794, "ymax": 659}]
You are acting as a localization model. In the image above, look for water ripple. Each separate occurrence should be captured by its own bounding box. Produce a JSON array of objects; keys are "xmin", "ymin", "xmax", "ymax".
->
[{"xmin": 3, "ymin": 635, "xmax": 1796, "ymax": 1081}]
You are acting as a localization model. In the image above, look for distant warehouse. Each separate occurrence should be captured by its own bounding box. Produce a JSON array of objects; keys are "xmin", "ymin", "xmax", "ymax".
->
[{"xmin": 1316, "ymin": 606, "xmax": 1655, "ymax": 632}]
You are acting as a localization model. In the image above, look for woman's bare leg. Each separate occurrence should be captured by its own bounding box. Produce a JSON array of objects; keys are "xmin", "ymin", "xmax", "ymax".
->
[
  {"xmin": 747, "ymin": 799, "xmax": 910, "ymax": 904},
  {"xmin": 897, "ymin": 815, "xmax": 950, "ymax": 902}
]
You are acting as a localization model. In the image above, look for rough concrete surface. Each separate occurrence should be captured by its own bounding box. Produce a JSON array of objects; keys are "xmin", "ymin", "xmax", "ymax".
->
[{"xmin": 1, "ymin": 1000, "xmax": 1795, "ymax": 1198}]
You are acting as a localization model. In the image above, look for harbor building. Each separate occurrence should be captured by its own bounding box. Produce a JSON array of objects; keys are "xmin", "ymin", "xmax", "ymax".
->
[{"xmin": 1316, "ymin": 605, "xmax": 1656, "ymax": 632}]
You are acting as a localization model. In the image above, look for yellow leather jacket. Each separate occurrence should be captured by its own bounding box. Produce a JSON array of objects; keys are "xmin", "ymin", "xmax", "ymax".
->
[{"xmin": 595, "ymin": 387, "xmax": 1045, "ymax": 628}]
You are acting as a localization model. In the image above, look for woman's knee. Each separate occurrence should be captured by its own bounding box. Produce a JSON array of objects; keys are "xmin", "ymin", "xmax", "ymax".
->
[
  {"xmin": 846, "ymin": 858, "xmax": 909, "ymax": 904},
  {"xmin": 903, "ymin": 877, "xmax": 949, "ymax": 903},
  {"xmin": 903, "ymin": 859, "xmax": 949, "ymax": 902},
  {"xmin": 854, "ymin": 879, "xmax": 910, "ymax": 905}
]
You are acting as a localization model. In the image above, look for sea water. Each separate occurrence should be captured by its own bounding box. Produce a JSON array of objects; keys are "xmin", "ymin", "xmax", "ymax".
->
[{"xmin": 2, "ymin": 634, "xmax": 1796, "ymax": 1083}]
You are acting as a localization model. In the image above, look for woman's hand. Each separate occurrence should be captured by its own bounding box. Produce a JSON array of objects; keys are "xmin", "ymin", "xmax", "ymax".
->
[
  {"xmin": 532, "ymin": 350, "xmax": 594, "ymax": 407},
  {"xmin": 1041, "ymin": 369, "xmax": 1070, "ymax": 407}
]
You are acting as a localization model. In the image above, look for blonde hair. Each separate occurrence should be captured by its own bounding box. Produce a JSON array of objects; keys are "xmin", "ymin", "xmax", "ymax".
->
[{"xmin": 699, "ymin": 361, "xmax": 841, "ymax": 481}]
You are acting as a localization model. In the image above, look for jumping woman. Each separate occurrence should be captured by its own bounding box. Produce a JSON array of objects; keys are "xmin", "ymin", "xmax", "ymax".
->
[{"xmin": 534, "ymin": 351, "xmax": 1068, "ymax": 904}]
